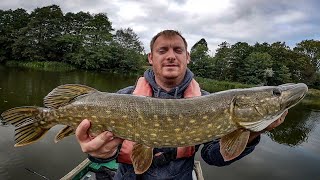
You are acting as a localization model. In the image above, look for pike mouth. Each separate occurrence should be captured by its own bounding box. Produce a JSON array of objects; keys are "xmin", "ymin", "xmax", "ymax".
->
[
  {"xmin": 281, "ymin": 83, "xmax": 308, "ymax": 109},
  {"xmin": 285, "ymin": 93, "xmax": 306, "ymax": 109}
]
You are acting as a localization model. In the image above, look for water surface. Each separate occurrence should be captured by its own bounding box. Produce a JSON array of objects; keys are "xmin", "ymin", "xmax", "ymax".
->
[{"xmin": 0, "ymin": 65, "xmax": 319, "ymax": 179}]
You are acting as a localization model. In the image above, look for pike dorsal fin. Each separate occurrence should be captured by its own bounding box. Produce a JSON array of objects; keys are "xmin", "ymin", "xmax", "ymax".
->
[
  {"xmin": 131, "ymin": 143, "xmax": 153, "ymax": 174},
  {"xmin": 44, "ymin": 84, "xmax": 98, "ymax": 109},
  {"xmin": 54, "ymin": 126, "xmax": 75, "ymax": 143},
  {"xmin": 220, "ymin": 129, "xmax": 250, "ymax": 161}
]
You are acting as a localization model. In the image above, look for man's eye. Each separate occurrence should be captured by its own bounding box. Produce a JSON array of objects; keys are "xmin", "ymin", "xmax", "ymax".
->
[
  {"xmin": 175, "ymin": 49, "xmax": 183, "ymax": 53},
  {"xmin": 158, "ymin": 49, "xmax": 166, "ymax": 54}
]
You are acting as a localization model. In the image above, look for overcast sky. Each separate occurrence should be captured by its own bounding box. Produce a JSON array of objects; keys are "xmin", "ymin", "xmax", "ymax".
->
[{"xmin": 1, "ymin": 0, "xmax": 319, "ymax": 53}]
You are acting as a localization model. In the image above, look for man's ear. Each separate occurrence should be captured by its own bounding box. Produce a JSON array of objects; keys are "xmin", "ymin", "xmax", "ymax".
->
[
  {"xmin": 148, "ymin": 53, "xmax": 153, "ymax": 65},
  {"xmin": 186, "ymin": 51, "xmax": 190, "ymax": 64}
]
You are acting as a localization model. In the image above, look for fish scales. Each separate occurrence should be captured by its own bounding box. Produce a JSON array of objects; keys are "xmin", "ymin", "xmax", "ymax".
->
[
  {"xmin": 52, "ymin": 92, "xmax": 238, "ymax": 147},
  {"xmin": 1, "ymin": 83, "xmax": 308, "ymax": 174}
]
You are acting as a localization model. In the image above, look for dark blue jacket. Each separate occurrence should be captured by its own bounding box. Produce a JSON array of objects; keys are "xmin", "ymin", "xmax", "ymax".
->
[{"xmin": 89, "ymin": 69, "xmax": 260, "ymax": 180}]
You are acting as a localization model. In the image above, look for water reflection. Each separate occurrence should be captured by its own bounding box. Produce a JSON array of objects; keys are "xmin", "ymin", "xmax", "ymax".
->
[
  {"xmin": 299, "ymin": 111, "xmax": 320, "ymax": 155},
  {"xmin": 267, "ymin": 105, "xmax": 316, "ymax": 146},
  {"xmin": 0, "ymin": 65, "xmax": 138, "ymax": 179},
  {"xmin": 1, "ymin": 65, "xmax": 320, "ymax": 179},
  {"xmin": 0, "ymin": 65, "xmax": 137, "ymax": 112}
]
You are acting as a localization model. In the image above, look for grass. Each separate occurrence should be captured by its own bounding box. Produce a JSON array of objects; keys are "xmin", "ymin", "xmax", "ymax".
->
[
  {"xmin": 301, "ymin": 89, "xmax": 320, "ymax": 110},
  {"xmin": 197, "ymin": 76, "xmax": 320, "ymax": 110},
  {"xmin": 5, "ymin": 61, "xmax": 76, "ymax": 71},
  {"xmin": 4, "ymin": 61, "xmax": 320, "ymax": 108},
  {"xmin": 196, "ymin": 77, "xmax": 253, "ymax": 93}
]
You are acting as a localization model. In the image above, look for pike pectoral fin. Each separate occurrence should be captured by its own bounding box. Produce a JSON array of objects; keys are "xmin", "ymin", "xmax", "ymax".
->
[
  {"xmin": 220, "ymin": 129, "xmax": 250, "ymax": 161},
  {"xmin": 131, "ymin": 143, "xmax": 153, "ymax": 174},
  {"xmin": 54, "ymin": 126, "xmax": 74, "ymax": 143},
  {"xmin": 44, "ymin": 84, "xmax": 98, "ymax": 109}
]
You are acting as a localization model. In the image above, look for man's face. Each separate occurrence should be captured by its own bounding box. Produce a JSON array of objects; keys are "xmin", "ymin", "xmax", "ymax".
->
[{"xmin": 148, "ymin": 35, "xmax": 190, "ymax": 81}]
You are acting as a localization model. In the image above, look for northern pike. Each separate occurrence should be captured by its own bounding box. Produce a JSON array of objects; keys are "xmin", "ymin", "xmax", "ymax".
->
[{"xmin": 1, "ymin": 83, "xmax": 308, "ymax": 174}]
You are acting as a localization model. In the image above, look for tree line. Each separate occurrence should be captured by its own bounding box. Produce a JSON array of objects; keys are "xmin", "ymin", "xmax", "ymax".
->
[
  {"xmin": 190, "ymin": 39, "xmax": 320, "ymax": 88},
  {"xmin": 0, "ymin": 5, "xmax": 145, "ymax": 72},
  {"xmin": 0, "ymin": 5, "xmax": 319, "ymax": 88}
]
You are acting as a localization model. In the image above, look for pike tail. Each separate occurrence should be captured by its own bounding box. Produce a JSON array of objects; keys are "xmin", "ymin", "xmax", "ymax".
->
[
  {"xmin": 1, "ymin": 106, "xmax": 52, "ymax": 147},
  {"xmin": 1, "ymin": 84, "xmax": 98, "ymax": 147}
]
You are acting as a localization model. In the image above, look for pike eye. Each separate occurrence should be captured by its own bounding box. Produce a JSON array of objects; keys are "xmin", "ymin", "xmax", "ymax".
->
[{"xmin": 273, "ymin": 89, "xmax": 281, "ymax": 96}]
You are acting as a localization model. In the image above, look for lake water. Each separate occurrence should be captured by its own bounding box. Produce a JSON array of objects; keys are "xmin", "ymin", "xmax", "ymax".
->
[{"xmin": 0, "ymin": 65, "xmax": 319, "ymax": 180}]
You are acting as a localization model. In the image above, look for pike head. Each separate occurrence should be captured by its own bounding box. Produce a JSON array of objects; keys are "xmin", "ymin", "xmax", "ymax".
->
[{"xmin": 232, "ymin": 83, "xmax": 308, "ymax": 132}]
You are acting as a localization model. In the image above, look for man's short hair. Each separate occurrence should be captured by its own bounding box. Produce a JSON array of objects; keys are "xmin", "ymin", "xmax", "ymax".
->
[{"xmin": 150, "ymin": 30, "xmax": 188, "ymax": 52}]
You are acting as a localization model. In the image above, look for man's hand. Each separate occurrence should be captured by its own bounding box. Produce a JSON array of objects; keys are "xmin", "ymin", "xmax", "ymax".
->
[
  {"xmin": 76, "ymin": 119, "xmax": 124, "ymax": 159},
  {"xmin": 264, "ymin": 110, "xmax": 288, "ymax": 131},
  {"xmin": 248, "ymin": 110, "xmax": 288, "ymax": 143}
]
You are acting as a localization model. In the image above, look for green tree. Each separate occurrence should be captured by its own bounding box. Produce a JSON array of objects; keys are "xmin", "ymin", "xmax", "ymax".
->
[
  {"xmin": 63, "ymin": 11, "xmax": 92, "ymax": 35},
  {"xmin": 239, "ymin": 52, "xmax": 272, "ymax": 84},
  {"xmin": 253, "ymin": 42, "xmax": 271, "ymax": 53},
  {"xmin": 0, "ymin": 9, "xmax": 29, "ymax": 62},
  {"xmin": 212, "ymin": 41, "xmax": 231, "ymax": 80},
  {"xmin": 111, "ymin": 28, "xmax": 145, "ymax": 72},
  {"xmin": 266, "ymin": 42, "xmax": 292, "ymax": 85},
  {"xmin": 82, "ymin": 13, "xmax": 113, "ymax": 47},
  {"xmin": 294, "ymin": 40, "xmax": 320, "ymax": 71},
  {"xmin": 114, "ymin": 28, "xmax": 144, "ymax": 53},
  {"xmin": 315, "ymin": 72, "xmax": 320, "ymax": 88},
  {"xmin": 228, "ymin": 42, "xmax": 253, "ymax": 82},
  {"xmin": 189, "ymin": 38, "xmax": 214, "ymax": 78},
  {"xmin": 66, "ymin": 13, "xmax": 114, "ymax": 69},
  {"xmin": 292, "ymin": 40, "xmax": 319, "ymax": 87},
  {"xmin": 190, "ymin": 38, "xmax": 209, "ymax": 62},
  {"xmin": 56, "ymin": 12, "xmax": 93, "ymax": 63},
  {"xmin": 12, "ymin": 5, "xmax": 64, "ymax": 61}
]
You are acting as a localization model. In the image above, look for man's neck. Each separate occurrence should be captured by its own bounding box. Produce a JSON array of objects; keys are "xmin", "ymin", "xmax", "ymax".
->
[{"xmin": 154, "ymin": 76, "xmax": 184, "ymax": 92}]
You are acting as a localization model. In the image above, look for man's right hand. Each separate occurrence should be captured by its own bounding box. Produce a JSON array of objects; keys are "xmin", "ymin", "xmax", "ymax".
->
[{"xmin": 75, "ymin": 119, "xmax": 124, "ymax": 159}]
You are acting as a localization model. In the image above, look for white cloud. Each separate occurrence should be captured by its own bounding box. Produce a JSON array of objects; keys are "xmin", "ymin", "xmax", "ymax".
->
[{"xmin": 0, "ymin": 0, "xmax": 319, "ymax": 53}]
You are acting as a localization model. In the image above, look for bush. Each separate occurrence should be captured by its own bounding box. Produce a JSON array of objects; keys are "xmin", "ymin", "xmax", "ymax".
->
[
  {"xmin": 196, "ymin": 77, "xmax": 252, "ymax": 93},
  {"xmin": 5, "ymin": 61, "xmax": 76, "ymax": 71}
]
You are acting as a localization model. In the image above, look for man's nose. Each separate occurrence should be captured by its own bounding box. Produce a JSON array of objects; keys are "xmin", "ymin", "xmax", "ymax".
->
[{"xmin": 166, "ymin": 49, "xmax": 176, "ymax": 61}]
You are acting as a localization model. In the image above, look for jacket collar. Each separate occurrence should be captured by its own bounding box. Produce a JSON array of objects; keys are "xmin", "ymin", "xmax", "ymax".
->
[{"xmin": 143, "ymin": 68, "xmax": 194, "ymax": 98}]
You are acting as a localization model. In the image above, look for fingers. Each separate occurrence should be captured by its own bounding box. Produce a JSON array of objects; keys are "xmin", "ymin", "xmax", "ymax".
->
[
  {"xmin": 265, "ymin": 111, "xmax": 288, "ymax": 131},
  {"xmin": 276, "ymin": 110, "xmax": 288, "ymax": 125},
  {"xmin": 99, "ymin": 137, "xmax": 124, "ymax": 156},
  {"xmin": 86, "ymin": 136, "xmax": 124, "ymax": 158},
  {"xmin": 81, "ymin": 131, "xmax": 123, "ymax": 154},
  {"xmin": 84, "ymin": 132, "xmax": 114, "ymax": 152},
  {"xmin": 75, "ymin": 119, "xmax": 91, "ymax": 143},
  {"xmin": 76, "ymin": 119, "xmax": 124, "ymax": 159},
  {"xmin": 280, "ymin": 110, "xmax": 288, "ymax": 122},
  {"xmin": 108, "ymin": 137, "xmax": 124, "ymax": 151}
]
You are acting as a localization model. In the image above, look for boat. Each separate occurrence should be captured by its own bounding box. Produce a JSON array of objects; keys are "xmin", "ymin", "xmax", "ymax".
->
[{"xmin": 60, "ymin": 159, "xmax": 204, "ymax": 180}]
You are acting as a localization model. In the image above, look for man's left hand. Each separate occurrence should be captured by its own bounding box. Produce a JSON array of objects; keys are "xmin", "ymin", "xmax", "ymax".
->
[
  {"xmin": 248, "ymin": 110, "xmax": 288, "ymax": 143},
  {"xmin": 264, "ymin": 110, "xmax": 288, "ymax": 131}
]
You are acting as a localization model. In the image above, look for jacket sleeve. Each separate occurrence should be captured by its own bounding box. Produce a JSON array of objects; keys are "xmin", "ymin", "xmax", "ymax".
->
[
  {"xmin": 88, "ymin": 145, "xmax": 121, "ymax": 163},
  {"xmin": 201, "ymin": 135, "xmax": 260, "ymax": 166},
  {"xmin": 116, "ymin": 86, "xmax": 135, "ymax": 94}
]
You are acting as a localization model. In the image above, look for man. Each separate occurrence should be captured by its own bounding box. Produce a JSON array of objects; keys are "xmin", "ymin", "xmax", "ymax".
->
[{"xmin": 76, "ymin": 30, "xmax": 287, "ymax": 179}]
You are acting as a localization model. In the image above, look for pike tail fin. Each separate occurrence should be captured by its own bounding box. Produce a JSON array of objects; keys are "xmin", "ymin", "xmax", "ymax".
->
[{"xmin": 1, "ymin": 106, "xmax": 53, "ymax": 147}]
